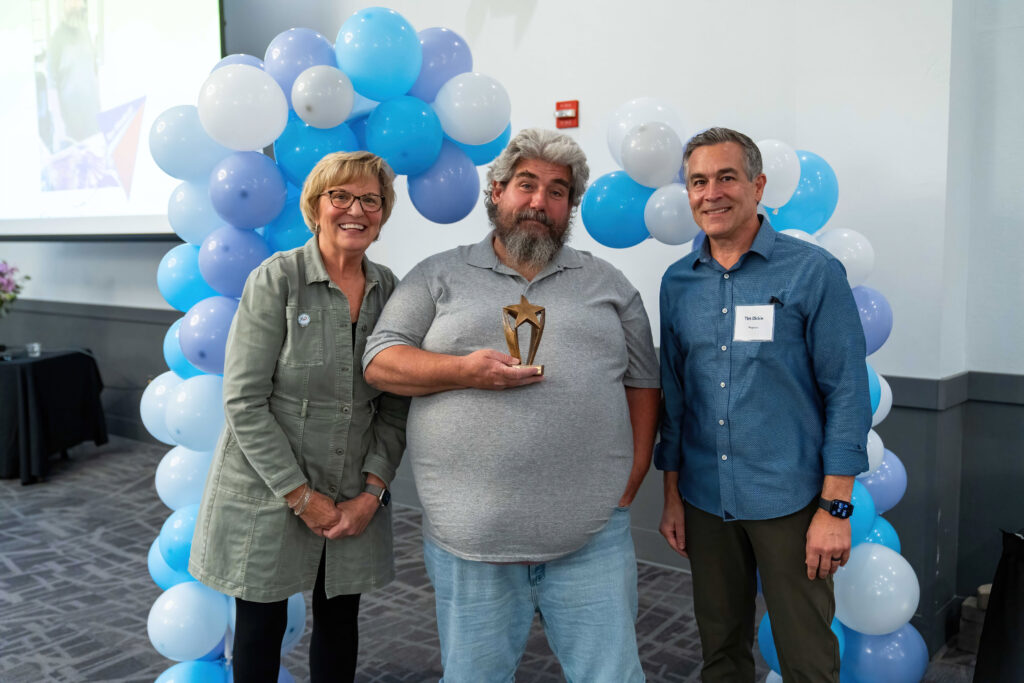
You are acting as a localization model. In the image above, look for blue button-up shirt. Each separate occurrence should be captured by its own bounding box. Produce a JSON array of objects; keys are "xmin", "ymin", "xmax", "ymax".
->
[{"xmin": 655, "ymin": 221, "xmax": 871, "ymax": 520}]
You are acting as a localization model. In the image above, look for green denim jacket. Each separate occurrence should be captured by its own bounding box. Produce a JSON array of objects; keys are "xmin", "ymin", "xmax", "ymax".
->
[{"xmin": 190, "ymin": 238, "xmax": 409, "ymax": 601}]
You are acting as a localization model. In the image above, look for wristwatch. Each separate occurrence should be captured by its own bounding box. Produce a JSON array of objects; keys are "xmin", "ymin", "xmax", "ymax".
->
[
  {"xmin": 363, "ymin": 483, "xmax": 391, "ymax": 507},
  {"xmin": 819, "ymin": 497, "xmax": 854, "ymax": 519}
]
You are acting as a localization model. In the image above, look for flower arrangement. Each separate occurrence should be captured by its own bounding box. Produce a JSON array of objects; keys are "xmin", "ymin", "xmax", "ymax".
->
[{"xmin": 0, "ymin": 260, "xmax": 30, "ymax": 318}]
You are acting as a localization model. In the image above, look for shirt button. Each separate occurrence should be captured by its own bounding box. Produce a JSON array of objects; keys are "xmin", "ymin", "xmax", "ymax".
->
[
  {"xmin": 722, "ymin": 307, "xmax": 728, "ymax": 314},
  {"xmin": 719, "ymin": 419, "xmax": 725, "ymax": 425},
  {"xmin": 722, "ymin": 454, "xmax": 728, "ymax": 461},
  {"xmin": 721, "ymin": 345, "xmax": 727, "ymax": 351},
  {"xmin": 723, "ymin": 274, "xmax": 730, "ymax": 279},
  {"xmin": 720, "ymin": 382, "xmax": 726, "ymax": 388}
]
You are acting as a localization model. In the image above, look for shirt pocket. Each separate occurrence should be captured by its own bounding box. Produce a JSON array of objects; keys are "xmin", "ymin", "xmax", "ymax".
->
[
  {"xmin": 278, "ymin": 307, "xmax": 325, "ymax": 367},
  {"xmin": 741, "ymin": 291, "xmax": 803, "ymax": 360}
]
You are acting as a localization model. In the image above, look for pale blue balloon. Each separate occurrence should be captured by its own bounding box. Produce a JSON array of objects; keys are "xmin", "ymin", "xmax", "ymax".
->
[
  {"xmin": 863, "ymin": 515, "xmax": 902, "ymax": 553},
  {"xmin": 335, "ymin": 8, "xmax": 422, "ymax": 102},
  {"xmin": 199, "ymin": 226, "xmax": 271, "ymax": 298},
  {"xmin": 156, "ymin": 660, "xmax": 228, "ymax": 683},
  {"xmin": 581, "ymin": 171, "xmax": 653, "ymax": 248},
  {"xmin": 140, "ymin": 370, "xmax": 183, "ymax": 445},
  {"xmin": 451, "ymin": 123, "xmax": 510, "ymax": 166},
  {"xmin": 168, "ymin": 181, "xmax": 227, "ymax": 246},
  {"xmin": 155, "ymin": 445, "xmax": 215, "ymax": 511},
  {"xmin": 164, "ymin": 374, "xmax": 225, "ymax": 452},
  {"xmin": 209, "ymin": 152, "xmax": 287, "ymax": 230},
  {"xmin": 150, "ymin": 106, "xmax": 232, "ymax": 181},
  {"xmin": 164, "ymin": 318, "xmax": 204, "ymax": 379},
  {"xmin": 212, "ymin": 53, "xmax": 264, "ymax": 72},
  {"xmin": 850, "ymin": 479, "xmax": 877, "ymax": 544},
  {"xmin": 365, "ymin": 95, "xmax": 443, "ymax": 176},
  {"xmin": 179, "ymin": 295, "xmax": 239, "ymax": 375},
  {"xmin": 265, "ymin": 199, "xmax": 312, "ymax": 253},
  {"xmin": 840, "ymin": 622, "xmax": 928, "ymax": 683},
  {"xmin": 273, "ymin": 112, "xmax": 359, "ymax": 187},
  {"xmin": 158, "ymin": 504, "xmax": 200, "ymax": 572},
  {"xmin": 148, "ymin": 537, "xmax": 194, "ymax": 590},
  {"xmin": 264, "ymin": 28, "xmax": 337, "ymax": 108},
  {"xmin": 408, "ymin": 139, "xmax": 479, "ymax": 224},
  {"xmin": 147, "ymin": 581, "xmax": 229, "ymax": 662}
]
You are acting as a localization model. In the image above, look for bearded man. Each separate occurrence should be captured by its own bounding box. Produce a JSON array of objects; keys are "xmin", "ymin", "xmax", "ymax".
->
[{"xmin": 363, "ymin": 128, "xmax": 660, "ymax": 682}]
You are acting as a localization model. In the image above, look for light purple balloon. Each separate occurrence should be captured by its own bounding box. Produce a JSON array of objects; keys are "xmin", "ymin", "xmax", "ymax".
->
[
  {"xmin": 408, "ymin": 140, "xmax": 479, "ymax": 224},
  {"xmin": 853, "ymin": 285, "xmax": 894, "ymax": 356},
  {"xmin": 179, "ymin": 295, "xmax": 239, "ymax": 375},
  {"xmin": 209, "ymin": 152, "xmax": 287, "ymax": 229},
  {"xmin": 264, "ymin": 28, "xmax": 337, "ymax": 108},
  {"xmin": 199, "ymin": 226, "xmax": 271, "ymax": 298},
  {"xmin": 859, "ymin": 449, "xmax": 908, "ymax": 514},
  {"xmin": 212, "ymin": 53, "xmax": 265, "ymax": 72},
  {"xmin": 408, "ymin": 27, "xmax": 472, "ymax": 102}
]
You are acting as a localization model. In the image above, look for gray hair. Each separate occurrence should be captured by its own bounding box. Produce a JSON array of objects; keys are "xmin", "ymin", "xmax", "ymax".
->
[
  {"xmin": 683, "ymin": 127, "xmax": 762, "ymax": 182},
  {"xmin": 484, "ymin": 128, "xmax": 590, "ymax": 212}
]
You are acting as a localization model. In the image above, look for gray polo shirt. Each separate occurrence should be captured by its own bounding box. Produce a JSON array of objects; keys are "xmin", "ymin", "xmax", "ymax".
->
[{"xmin": 363, "ymin": 234, "xmax": 659, "ymax": 562}]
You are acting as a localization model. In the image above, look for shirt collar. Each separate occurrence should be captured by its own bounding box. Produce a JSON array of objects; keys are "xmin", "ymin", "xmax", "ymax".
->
[
  {"xmin": 302, "ymin": 235, "xmax": 382, "ymax": 286},
  {"xmin": 692, "ymin": 214, "xmax": 775, "ymax": 270},
  {"xmin": 466, "ymin": 231, "xmax": 583, "ymax": 274}
]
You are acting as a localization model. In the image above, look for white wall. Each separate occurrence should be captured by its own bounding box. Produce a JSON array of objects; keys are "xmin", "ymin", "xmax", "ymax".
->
[{"xmin": 8, "ymin": 0, "xmax": 1001, "ymax": 380}]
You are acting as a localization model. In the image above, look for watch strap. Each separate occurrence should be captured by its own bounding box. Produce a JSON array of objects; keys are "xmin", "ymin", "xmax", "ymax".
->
[{"xmin": 363, "ymin": 483, "xmax": 389, "ymax": 507}]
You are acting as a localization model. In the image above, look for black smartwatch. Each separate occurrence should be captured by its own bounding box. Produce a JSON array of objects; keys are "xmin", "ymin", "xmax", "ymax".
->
[
  {"xmin": 819, "ymin": 497, "xmax": 853, "ymax": 519},
  {"xmin": 363, "ymin": 483, "xmax": 391, "ymax": 507}
]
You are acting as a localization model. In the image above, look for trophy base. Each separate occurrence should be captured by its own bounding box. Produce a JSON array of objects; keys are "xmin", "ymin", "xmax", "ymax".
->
[{"xmin": 523, "ymin": 364, "xmax": 544, "ymax": 376}]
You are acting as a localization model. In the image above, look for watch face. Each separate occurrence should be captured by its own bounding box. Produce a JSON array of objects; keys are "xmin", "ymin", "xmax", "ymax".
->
[
  {"xmin": 831, "ymin": 500, "xmax": 853, "ymax": 519},
  {"xmin": 380, "ymin": 489, "xmax": 391, "ymax": 507}
]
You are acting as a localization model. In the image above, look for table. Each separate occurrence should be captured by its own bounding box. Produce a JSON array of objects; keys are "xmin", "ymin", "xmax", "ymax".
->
[{"xmin": 0, "ymin": 350, "xmax": 108, "ymax": 484}]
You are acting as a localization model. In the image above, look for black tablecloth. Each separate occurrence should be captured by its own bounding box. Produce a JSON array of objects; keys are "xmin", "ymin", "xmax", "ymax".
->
[{"xmin": 0, "ymin": 350, "xmax": 108, "ymax": 484}]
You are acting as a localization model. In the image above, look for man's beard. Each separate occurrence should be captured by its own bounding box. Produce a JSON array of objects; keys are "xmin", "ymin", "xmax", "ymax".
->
[{"xmin": 492, "ymin": 207, "xmax": 571, "ymax": 271}]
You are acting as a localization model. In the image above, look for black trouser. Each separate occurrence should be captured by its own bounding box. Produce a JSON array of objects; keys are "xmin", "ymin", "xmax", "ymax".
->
[{"xmin": 233, "ymin": 549, "xmax": 362, "ymax": 683}]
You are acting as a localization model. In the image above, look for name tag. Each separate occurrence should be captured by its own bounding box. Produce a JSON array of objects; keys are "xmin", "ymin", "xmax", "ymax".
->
[{"xmin": 733, "ymin": 305, "xmax": 774, "ymax": 342}]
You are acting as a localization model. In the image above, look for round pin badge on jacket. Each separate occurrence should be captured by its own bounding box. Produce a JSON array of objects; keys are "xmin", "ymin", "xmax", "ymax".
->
[{"xmin": 298, "ymin": 313, "xmax": 310, "ymax": 327}]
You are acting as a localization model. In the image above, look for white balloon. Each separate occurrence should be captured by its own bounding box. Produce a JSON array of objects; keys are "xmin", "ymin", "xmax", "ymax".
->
[
  {"xmin": 816, "ymin": 228, "xmax": 875, "ymax": 287},
  {"xmin": 432, "ymin": 72, "xmax": 510, "ymax": 146},
  {"xmin": 835, "ymin": 542, "xmax": 919, "ymax": 635},
  {"xmin": 765, "ymin": 672, "xmax": 784, "ymax": 683},
  {"xmin": 860, "ymin": 429, "xmax": 884, "ymax": 477},
  {"xmin": 644, "ymin": 183, "xmax": 700, "ymax": 245},
  {"xmin": 757, "ymin": 139, "xmax": 801, "ymax": 208},
  {"xmin": 165, "ymin": 374, "xmax": 225, "ymax": 452},
  {"xmin": 148, "ymin": 581, "xmax": 229, "ymax": 661},
  {"xmin": 291, "ymin": 66, "xmax": 354, "ymax": 129},
  {"xmin": 140, "ymin": 371, "xmax": 183, "ymax": 445},
  {"xmin": 621, "ymin": 122, "xmax": 683, "ymax": 188},
  {"xmin": 872, "ymin": 374, "xmax": 893, "ymax": 427},
  {"xmin": 779, "ymin": 228, "xmax": 818, "ymax": 245},
  {"xmin": 155, "ymin": 446, "xmax": 215, "ymax": 510},
  {"xmin": 197, "ymin": 64, "xmax": 288, "ymax": 151},
  {"xmin": 606, "ymin": 97, "xmax": 685, "ymax": 167}
]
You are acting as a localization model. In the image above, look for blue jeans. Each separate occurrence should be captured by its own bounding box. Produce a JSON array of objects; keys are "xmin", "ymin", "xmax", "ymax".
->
[{"xmin": 423, "ymin": 507, "xmax": 644, "ymax": 683}]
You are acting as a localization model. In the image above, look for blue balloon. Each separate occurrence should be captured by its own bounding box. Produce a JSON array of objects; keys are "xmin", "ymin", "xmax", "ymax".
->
[
  {"xmin": 264, "ymin": 28, "xmax": 337, "ymax": 108},
  {"xmin": 155, "ymin": 660, "xmax": 228, "ymax": 683},
  {"xmin": 863, "ymin": 515, "xmax": 902, "ymax": 553},
  {"xmin": 273, "ymin": 112, "xmax": 359, "ymax": 187},
  {"xmin": 408, "ymin": 139, "xmax": 479, "ymax": 223},
  {"xmin": 168, "ymin": 181, "xmax": 227, "ymax": 245},
  {"xmin": 581, "ymin": 171, "xmax": 653, "ymax": 248},
  {"xmin": 199, "ymin": 226, "xmax": 272, "ymax": 298},
  {"xmin": 852, "ymin": 286, "xmax": 893, "ymax": 356},
  {"xmin": 850, "ymin": 479, "xmax": 877, "ymax": 544},
  {"xmin": 859, "ymin": 449, "xmax": 907, "ymax": 514},
  {"xmin": 366, "ymin": 95, "xmax": 443, "ymax": 175},
  {"xmin": 209, "ymin": 152, "xmax": 287, "ymax": 230},
  {"xmin": 198, "ymin": 636, "xmax": 226, "ymax": 662},
  {"xmin": 179, "ymin": 295, "xmax": 239, "ymax": 375},
  {"xmin": 265, "ymin": 199, "xmax": 312, "ymax": 253},
  {"xmin": 758, "ymin": 612, "xmax": 845, "ymax": 674},
  {"xmin": 451, "ymin": 123, "xmax": 511, "ymax": 166},
  {"xmin": 164, "ymin": 318, "xmax": 204, "ymax": 379},
  {"xmin": 158, "ymin": 244, "xmax": 219, "ymax": 313},
  {"xmin": 347, "ymin": 114, "xmax": 369, "ymax": 150},
  {"xmin": 840, "ymin": 622, "xmax": 928, "ymax": 683},
  {"xmin": 158, "ymin": 504, "xmax": 200, "ymax": 573},
  {"xmin": 866, "ymin": 362, "xmax": 881, "ymax": 413},
  {"xmin": 212, "ymin": 53, "xmax": 264, "ymax": 72},
  {"xmin": 148, "ymin": 537, "xmax": 194, "ymax": 590},
  {"xmin": 768, "ymin": 150, "xmax": 839, "ymax": 232},
  {"xmin": 277, "ymin": 666, "xmax": 295, "ymax": 683},
  {"xmin": 408, "ymin": 27, "xmax": 473, "ymax": 102},
  {"xmin": 335, "ymin": 8, "xmax": 422, "ymax": 102},
  {"xmin": 150, "ymin": 106, "xmax": 232, "ymax": 181}
]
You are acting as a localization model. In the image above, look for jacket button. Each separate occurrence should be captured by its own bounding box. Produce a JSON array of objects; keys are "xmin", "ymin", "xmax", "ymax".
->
[
  {"xmin": 335, "ymin": 448, "xmax": 343, "ymax": 455},
  {"xmin": 342, "ymin": 405, "xmax": 350, "ymax": 414},
  {"xmin": 329, "ymin": 485, "xmax": 336, "ymax": 493}
]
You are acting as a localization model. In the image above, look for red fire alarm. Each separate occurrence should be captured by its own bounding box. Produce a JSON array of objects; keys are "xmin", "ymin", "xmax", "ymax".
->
[{"xmin": 555, "ymin": 100, "xmax": 579, "ymax": 129}]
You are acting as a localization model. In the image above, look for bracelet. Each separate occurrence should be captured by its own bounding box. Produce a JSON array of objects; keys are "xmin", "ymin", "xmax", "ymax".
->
[{"xmin": 288, "ymin": 486, "xmax": 313, "ymax": 517}]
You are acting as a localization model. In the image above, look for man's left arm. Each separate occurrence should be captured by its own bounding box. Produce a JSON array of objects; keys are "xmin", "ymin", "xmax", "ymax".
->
[
  {"xmin": 804, "ymin": 258, "xmax": 874, "ymax": 579},
  {"xmin": 620, "ymin": 386, "xmax": 660, "ymax": 507}
]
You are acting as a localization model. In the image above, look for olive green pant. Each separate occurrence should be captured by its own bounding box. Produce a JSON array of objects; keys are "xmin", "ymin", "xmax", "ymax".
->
[{"xmin": 684, "ymin": 498, "xmax": 840, "ymax": 683}]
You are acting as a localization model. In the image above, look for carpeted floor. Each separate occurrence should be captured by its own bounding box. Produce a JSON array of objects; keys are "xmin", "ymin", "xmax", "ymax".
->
[{"xmin": 0, "ymin": 438, "xmax": 975, "ymax": 682}]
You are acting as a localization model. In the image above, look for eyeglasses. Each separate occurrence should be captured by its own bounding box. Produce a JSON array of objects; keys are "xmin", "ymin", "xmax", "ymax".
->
[{"xmin": 320, "ymin": 189, "xmax": 385, "ymax": 213}]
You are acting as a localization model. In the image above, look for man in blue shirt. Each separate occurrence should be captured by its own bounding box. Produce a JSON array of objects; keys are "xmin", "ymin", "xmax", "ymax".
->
[{"xmin": 656, "ymin": 127, "xmax": 872, "ymax": 682}]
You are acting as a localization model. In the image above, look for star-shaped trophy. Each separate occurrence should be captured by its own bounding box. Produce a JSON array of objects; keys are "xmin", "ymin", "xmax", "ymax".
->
[{"xmin": 502, "ymin": 295, "xmax": 546, "ymax": 375}]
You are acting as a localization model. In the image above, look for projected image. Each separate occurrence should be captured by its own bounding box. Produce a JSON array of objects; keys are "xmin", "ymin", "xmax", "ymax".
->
[{"xmin": 34, "ymin": 0, "xmax": 144, "ymax": 196}]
